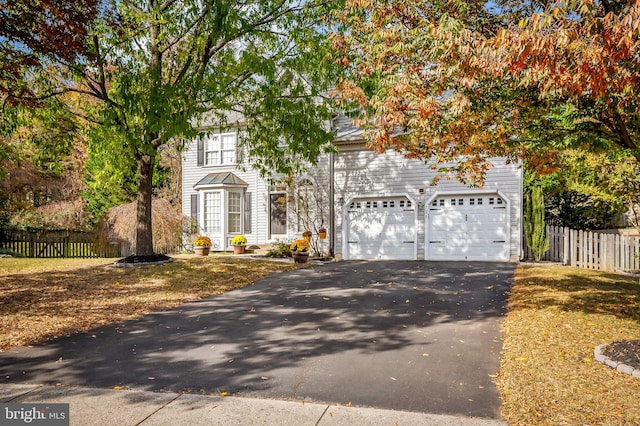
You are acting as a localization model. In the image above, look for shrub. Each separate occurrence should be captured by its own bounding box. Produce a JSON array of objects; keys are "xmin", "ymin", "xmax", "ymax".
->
[{"xmin": 265, "ymin": 240, "xmax": 292, "ymax": 258}]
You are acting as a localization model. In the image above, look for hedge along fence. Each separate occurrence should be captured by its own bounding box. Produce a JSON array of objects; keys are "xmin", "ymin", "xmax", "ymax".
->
[
  {"xmin": 523, "ymin": 226, "xmax": 640, "ymax": 273},
  {"xmin": 0, "ymin": 229, "xmax": 122, "ymax": 258}
]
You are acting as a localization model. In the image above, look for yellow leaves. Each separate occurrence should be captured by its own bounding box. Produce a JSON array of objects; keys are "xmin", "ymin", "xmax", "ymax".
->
[
  {"xmin": 113, "ymin": 386, "xmax": 125, "ymax": 390},
  {"xmin": 219, "ymin": 391, "xmax": 228, "ymax": 397}
]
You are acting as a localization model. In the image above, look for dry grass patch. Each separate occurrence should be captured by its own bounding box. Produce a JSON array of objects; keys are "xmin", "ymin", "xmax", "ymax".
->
[
  {"xmin": 0, "ymin": 255, "xmax": 296, "ymax": 350},
  {"xmin": 498, "ymin": 265, "xmax": 640, "ymax": 425}
]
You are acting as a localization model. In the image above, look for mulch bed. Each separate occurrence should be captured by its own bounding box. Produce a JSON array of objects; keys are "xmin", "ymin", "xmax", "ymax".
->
[
  {"xmin": 114, "ymin": 254, "xmax": 173, "ymax": 266},
  {"xmin": 602, "ymin": 339, "xmax": 640, "ymax": 371}
]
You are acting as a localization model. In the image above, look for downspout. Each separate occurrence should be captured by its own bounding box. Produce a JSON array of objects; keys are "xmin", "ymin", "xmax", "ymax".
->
[{"xmin": 329, "ymin": 150, "xmax": 335, "ymax": 257}]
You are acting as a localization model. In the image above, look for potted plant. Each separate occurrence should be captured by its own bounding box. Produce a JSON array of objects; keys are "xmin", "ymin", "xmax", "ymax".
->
[
  {"xmin": 318, "ymin": 226, "xmax": 327, "ymax": 240},
  {"xmin": 193, "ymin": 236, "xmax": 212, "ymax": 256},
  {"xmin": 302, "ymin": 230, "xmax": 312, "ymax": 242},
  {"xmin": 231, "ymin": 235, "xmax": 247, "ymax": 254},
  {"xmin": 290, "ymin": 239, "xmax": 310, "ymax": 263}
]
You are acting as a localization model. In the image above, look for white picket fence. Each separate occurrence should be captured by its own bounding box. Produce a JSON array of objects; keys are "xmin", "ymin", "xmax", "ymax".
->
[{"xmin": 523, "ymin": 226, "xmax": 640, "ymax": 272}]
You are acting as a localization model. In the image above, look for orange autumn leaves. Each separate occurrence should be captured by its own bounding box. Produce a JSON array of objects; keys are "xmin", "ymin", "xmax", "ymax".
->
[{"xmin": 332, "ymin": 0, "xmax": 640, "ymax": 182}]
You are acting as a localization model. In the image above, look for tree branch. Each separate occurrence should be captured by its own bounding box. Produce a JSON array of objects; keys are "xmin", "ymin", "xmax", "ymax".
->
[{"xmin": 123, "ymin": 0, "xmax": 144, "ymax": 15}]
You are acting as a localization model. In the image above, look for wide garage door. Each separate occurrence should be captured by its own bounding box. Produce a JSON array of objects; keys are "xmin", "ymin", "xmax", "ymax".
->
[
  {"xmin": 345, "ymin": 197, "xmax": 416, "ymax": 260},
  {"xmin": 427, "ymin": 194, "xmax": 509, "ymax": 261}
]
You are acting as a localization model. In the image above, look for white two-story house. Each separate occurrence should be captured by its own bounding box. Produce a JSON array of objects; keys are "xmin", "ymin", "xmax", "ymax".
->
[{"xmin": 182, "ymin": 115, "xmax": 523, "ymax": 261}]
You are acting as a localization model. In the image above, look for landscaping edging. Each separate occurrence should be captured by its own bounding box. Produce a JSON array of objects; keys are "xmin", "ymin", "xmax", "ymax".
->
[{"xmin": 594, "ymin": 344, "xmax": 640, "ymax": 378}]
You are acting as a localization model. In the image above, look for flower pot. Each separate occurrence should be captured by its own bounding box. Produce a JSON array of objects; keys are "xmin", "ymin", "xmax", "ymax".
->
[
  {"xmin": 318, "ymin": 231, "xmax": 327, "ymax": 239},
  {"xmin": 233, "ymin": 245, "xmax": 245, "ymax": 255},
  {"xmin": 194, "ymin": 246, "xmax": 210, "ymax": 256},
  {"xmin": 292, "ymin": 252, "xmax": 309, "ymax": 263}
]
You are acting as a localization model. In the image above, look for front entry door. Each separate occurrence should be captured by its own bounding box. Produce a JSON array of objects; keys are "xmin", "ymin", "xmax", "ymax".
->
[{"xmin": 270, "ymin": 193, "xmax": 287, "ymax": 237}]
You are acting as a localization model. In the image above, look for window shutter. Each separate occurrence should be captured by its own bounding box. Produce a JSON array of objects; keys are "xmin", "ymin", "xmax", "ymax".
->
[
  {"xmin": 235, "ymin": 133, "xmax": 243, "ymax": 164},
  {"xmin": 190, "ymin": 194, "xmax": 199, "ymax": 231},
  {"xmin": 197, "ymin": 135, "xmax": 204, "ymax": 166},
  {"xmin": 244, "ymin": 192, "xmax": 252, "ymax": 234}
]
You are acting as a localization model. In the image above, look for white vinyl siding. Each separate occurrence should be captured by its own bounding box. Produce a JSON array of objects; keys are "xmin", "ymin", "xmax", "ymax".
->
[{"xmin": 296, "ymin": 179, "xmax": 316, "ymax": 232}]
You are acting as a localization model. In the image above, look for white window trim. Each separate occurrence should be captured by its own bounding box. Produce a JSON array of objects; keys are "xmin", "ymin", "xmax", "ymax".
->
[{"xmin": 204, "ymin": 132, "xmax": 237, "ymax": 166}]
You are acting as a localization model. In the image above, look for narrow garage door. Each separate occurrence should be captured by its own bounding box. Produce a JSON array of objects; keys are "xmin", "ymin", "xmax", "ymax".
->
[
  {"xmin": 427, "ymin": 194, "xmax": 509, "ymax": 261},
  {"xmin": 346, "ymin": 197, "xmax": 416, "ymax": 260}
]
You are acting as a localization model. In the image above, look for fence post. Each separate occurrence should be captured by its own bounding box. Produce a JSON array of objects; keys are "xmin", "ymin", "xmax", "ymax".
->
[
  {"xmin": 621, "ymin": 235, "xmax": 629, "ymax": 271},
  {"xmin": 63, "ymin": 233, "xmax": 69, "ymax": 258},
  {"xmin": 563, "ymin": 227, "xmax": 569, "ymax": 265},
  {"xmin": 614, "ymin": 234, "xmax": 620, "ymax": 272},
  {"xmin": 29, "ymin": 232, "xmax": 35, "ymax": 258},
  {"xmin": 602, "ymin": 233, "xmax": 609, "ymax": 272}
]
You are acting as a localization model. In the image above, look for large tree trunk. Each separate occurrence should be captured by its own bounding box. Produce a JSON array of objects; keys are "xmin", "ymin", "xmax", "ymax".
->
[{"xmin": 135, "ymin": 152, "xmax": 155, "ymax": 256}]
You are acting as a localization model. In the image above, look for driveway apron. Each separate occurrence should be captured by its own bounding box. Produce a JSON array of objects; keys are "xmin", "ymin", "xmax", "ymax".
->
[{"xmin": 0, "ymin": 261, "xmax": 514, "ymax": 419}]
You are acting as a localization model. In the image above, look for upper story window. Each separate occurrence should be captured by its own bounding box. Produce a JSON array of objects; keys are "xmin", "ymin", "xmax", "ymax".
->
[{"xmin": 204, "ymin": 132, "xmax": 236, "ymax": 166}]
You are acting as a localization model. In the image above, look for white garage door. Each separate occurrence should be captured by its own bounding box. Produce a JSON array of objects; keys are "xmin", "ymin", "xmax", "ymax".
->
[
  {"xmin": 346, "ymin": 197, "xmax": 416, "ymax": 260},
  {"xmin": 427, "ymin": 194, "xmax": 509, "ymax": 261}
]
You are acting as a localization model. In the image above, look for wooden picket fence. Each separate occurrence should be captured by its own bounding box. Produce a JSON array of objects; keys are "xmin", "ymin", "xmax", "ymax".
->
[
  {"xmin": 523, "ymin": 225, "xmax": 640, "ymax": 272},
  {"xmin": 0, "ymin": 229, "xmax": 122, "ymax": 258}
]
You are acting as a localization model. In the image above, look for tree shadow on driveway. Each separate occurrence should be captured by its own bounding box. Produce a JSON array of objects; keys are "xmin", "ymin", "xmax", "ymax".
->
[{"xmin": 0, "ymin": 260, "xmax": 514, "ymax": 418}]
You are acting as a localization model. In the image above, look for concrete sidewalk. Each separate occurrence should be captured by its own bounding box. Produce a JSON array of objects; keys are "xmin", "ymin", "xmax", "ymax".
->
[{"xmin": 1, "ymin": 384, "xmax": 506, "ymax": 426}]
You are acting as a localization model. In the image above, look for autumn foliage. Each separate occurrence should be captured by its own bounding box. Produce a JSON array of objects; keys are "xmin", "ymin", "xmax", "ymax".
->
[
  {"xmin": 333, "ymin": 0, "xmax": 640, "ymax": 182},
  {"xmin": 0, "ymin": 0, "xmax": 98, "ymax": 104}
]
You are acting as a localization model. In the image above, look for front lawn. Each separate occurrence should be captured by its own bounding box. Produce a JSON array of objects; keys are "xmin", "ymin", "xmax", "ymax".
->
[
  {"xmin": 0, "ymin": 255, "xmax": 296, "ymax": 350},
  {"xmin": 498, "ymin": 265, "xmax": 640, "ymax": 425}
]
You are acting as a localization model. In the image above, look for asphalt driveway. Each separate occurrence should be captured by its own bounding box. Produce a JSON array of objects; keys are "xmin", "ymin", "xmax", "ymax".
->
[{"xmin": 0, "ymin": 260, "xmax": 514, "ymax": 419}]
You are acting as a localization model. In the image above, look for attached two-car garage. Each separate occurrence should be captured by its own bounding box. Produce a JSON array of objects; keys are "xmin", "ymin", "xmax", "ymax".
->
[{"xmin": 344, "ymin": 193, "xmax": 510, "ymax": 261}]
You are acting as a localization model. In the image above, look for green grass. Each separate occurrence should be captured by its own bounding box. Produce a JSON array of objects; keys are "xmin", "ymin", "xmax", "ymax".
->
[{"xmin": 498, "ymin": 265, "xmax": 640, "ymax": 425}]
